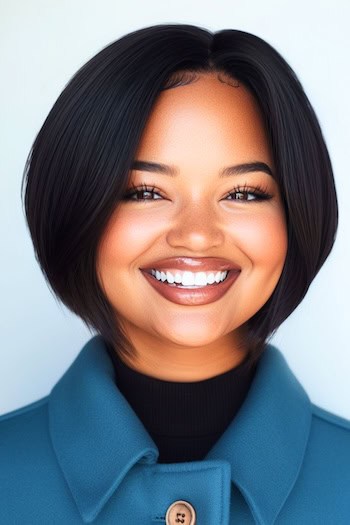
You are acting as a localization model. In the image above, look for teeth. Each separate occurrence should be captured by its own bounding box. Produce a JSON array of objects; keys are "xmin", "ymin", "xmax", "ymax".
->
[
  {"xmin": 194, "ymin": 272, "xmax": 208, "ymax": 286},
  {"xmin": 151, "ymin": 269, "xmax": 228, "ymax": 286},
  {"xmin": 182, "ymin": 271, "xmax": 195, "ymax": 286},
  {"xmin": 166, "ymin": 271, "xmax": 175, "ymax": 284},
  {"xmin": 174, "ymin": 272, "xmax": 182, "ymax": 284},
  {"xmin": 214, "ymin": 271, "xmax": 222, "ymax": 283}
]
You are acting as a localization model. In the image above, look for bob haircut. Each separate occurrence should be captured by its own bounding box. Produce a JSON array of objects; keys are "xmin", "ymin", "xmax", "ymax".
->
[{"xmin": 22, "ymin": 23, "xmax": 338, "ymax": 369}]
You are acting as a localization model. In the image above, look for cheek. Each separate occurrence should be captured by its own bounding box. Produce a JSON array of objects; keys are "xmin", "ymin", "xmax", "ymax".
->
[
  {"xmin": 231, "ymin": 211, "xmax": 288, "ymax": 270},
  {"xmin": 98, "ymin": 210, "xmax": 163, "ymax": 270}
]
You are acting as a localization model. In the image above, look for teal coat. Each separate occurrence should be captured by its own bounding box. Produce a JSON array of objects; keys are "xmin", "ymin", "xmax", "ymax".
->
[{"xmin": 1, "ymin": 335, "xmax": 349, "ymax": 524}]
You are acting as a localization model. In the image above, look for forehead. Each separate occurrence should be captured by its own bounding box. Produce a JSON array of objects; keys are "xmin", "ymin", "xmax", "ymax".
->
[{"xmin": 134, "ymin": 72, "xmax": 271, "ymax": 163}]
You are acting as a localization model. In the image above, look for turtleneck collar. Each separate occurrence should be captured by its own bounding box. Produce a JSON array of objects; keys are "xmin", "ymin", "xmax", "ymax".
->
[{"xmin": 106, "ymin": 344, "xmax": 258, "ymax": 462}]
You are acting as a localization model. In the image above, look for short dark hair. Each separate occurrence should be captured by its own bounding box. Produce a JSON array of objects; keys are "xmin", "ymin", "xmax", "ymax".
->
[{"xmin": 21, "ymin": 23, "xmax": 338, "ymax": 369}]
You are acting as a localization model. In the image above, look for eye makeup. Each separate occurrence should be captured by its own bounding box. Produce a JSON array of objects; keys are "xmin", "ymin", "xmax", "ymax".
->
[{"xmin": 123, "ymin": 181, "xmax": 273, "ymax": 203}]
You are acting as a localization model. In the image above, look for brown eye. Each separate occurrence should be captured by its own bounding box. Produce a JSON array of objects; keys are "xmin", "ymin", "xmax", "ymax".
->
[
  {"xmin": 227, "ymin": 191, "xmax": 258, "ymax": 201},
  {"xmin": 123, "ymin": 184, "xmax": 163, "ymax": 201},
  {"xmin": 225, "ymin": 184, "xmax": 272, "ymax": 202}
]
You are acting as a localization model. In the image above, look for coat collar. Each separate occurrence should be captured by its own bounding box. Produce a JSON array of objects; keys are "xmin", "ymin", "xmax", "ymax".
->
[{"xmin": 48, "ymin": 335, "xmax": 312, "ymax": 524}]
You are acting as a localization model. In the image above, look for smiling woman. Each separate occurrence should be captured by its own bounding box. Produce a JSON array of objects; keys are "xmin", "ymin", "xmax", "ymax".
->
[
  {"xmin": 1, "ymin": 23, "xmax": 349, "ymax": 524},
  {"xmin": 96, "ymin": 73, "xmax": 288, "ymax": 379}
]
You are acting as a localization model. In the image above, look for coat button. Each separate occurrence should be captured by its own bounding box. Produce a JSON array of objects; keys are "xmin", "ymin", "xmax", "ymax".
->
[{"xmin": 165, "ymin": 500, "xmax": 196, "ymax": 524}]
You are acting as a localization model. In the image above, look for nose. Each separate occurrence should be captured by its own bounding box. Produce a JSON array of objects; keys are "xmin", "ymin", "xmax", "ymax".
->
[{"xmin": 166, "ymin": 201, "xmax": 225, "ymax": 251}]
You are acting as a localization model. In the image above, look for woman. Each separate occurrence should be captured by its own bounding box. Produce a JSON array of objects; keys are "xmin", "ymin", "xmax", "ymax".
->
[{"xmin": 1, "ymin": 23, "xmax": 349, "ymax": 524}]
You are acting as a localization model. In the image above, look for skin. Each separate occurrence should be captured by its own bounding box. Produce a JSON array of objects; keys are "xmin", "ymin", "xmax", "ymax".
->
[{"xmin": 96, "ymin": 72, "xmax": 288, "ymax": 381}]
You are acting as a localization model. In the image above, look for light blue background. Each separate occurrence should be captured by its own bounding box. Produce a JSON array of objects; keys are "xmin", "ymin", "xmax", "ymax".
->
[{"xmin": 1, "ymin": 0, "xmax": 349, "ymax": 418}]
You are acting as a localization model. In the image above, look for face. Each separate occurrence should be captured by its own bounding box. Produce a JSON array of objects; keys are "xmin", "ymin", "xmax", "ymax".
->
[{"xmin": 96, "ymin": 72, "xmax": 288, "ymax": 368}]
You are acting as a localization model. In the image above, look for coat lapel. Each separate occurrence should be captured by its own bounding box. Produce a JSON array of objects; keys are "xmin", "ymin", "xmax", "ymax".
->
[
  {"xmin": 48, "ymin": 335, "xmax": 312, "ymax": 524},
  {"xmin": 48, "ymin": 336, "xmax": 158, "ymax": 522},
  {"xmin": 206, "ymin": 343, "xmax": 312, "ymax": 524}
]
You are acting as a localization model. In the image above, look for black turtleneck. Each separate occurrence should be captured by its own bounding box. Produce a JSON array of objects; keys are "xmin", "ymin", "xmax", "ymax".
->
[{"xmin": 106, "ymin": 344, "xmax": 258, "ymax": 463}]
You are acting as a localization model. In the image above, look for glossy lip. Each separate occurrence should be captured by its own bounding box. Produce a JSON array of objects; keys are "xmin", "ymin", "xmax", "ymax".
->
[
  {"xmin": 140, "ymin": 267, "xmax": 241, "ymax": 306},
  {"xmin": 140, "ymin": 256, "xmax": 241, "ymax": 273}
]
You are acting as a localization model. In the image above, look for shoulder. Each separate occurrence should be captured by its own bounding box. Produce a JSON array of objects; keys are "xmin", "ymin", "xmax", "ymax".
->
[
  {"xmin": 311, "ymin": 403, "xmax": 350, "ymax": 431},
  {"xmin": 0, "ymin": 395, "xmax": 58, "ymax": 481},
  {"xmin": 309, "ymin": 402, "xmax": 350, "ymax": 453},
  {"xmin": 0, "ymin": 395, "xmax": 49, "ymax": 430},
  {"xmin": 0, "ymin": 396, "xmax": 49, "ymax": 423},
  {"xmin": 299, "ymin": 403, "xmax": 350, "ymax": 491},
  {"xmin": 0, "ymin": 396, "xmax": 51, "ymax": 465},
  {"xmin": 0, "ymin": 396, "xmax": 72, "ymax": 521}
]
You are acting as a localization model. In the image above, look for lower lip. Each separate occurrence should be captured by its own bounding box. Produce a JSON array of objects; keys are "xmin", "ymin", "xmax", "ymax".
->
[{"xmin": 140, "ymin": 270, "xmax": 241, "ymax": 306}]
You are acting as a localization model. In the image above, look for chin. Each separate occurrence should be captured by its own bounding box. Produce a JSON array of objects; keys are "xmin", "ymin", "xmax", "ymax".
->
[{"xmin": 155, "ymin": 329, "xmax": 225, "ymax": 349}]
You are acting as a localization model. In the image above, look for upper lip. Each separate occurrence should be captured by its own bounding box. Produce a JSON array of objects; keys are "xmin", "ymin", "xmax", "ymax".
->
[{"xmin": 140, "ymin": 257, "xmax": 241, "ymax": 273}]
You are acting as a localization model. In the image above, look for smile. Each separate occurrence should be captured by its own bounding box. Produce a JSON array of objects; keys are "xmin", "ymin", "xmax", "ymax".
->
[
  {"xmin": 151, "ymin": 269, "xmax": 228, "ymax": 287},
  {"xmin": 140, "ymin": 268, "xmax": 240, "ymax": 306}
]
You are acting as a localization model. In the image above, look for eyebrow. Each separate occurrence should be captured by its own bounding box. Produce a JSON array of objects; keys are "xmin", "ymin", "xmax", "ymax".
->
[{"xmin": 130, "ymin": 160, "xmax": 274, "ymax": 178}]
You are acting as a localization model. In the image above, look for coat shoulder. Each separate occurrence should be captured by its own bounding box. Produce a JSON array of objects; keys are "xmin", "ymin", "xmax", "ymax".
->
[
  {"xmin": 0, "ymin": 396, "xmax": 49, "ymax": 423},
  {"xmin": 305, "ymin": 403, "xmax": 350, "ymax": 481},
  {"xmin": 0, "ymin": 396, "xmax": 51, "ymax": 466},
  {"xmin": 311, "ymin": 403, "xmax": 350, "ymax": 433},
  {"xmin": 0, "ymin": 396, "xmax": 74, "ymax": 522},
  {"xmin": 309, "ymin": 403, "xmax": 350, "ymax": 461},
  {"xmin": 279, "ymin": 403, "xmax": 350, "ymax": 522}
]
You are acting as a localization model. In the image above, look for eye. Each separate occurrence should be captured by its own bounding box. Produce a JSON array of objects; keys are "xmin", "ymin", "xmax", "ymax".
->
[
  {"xmin": 123, "ymin": 182, "xmax": 273, "ymax": 202},
  {"xmin": 224, "ymin": 183, "xmax": 272, "ymax": 202},
  {"xmin": 123, "ymin": 183, "xmax": 163, "ymax": 201}
]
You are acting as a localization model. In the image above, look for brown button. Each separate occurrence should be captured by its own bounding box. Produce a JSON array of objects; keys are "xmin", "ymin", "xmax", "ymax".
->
[{"xmin": 165, "ymin": 500, "xmax": 196, "ymax": 525}]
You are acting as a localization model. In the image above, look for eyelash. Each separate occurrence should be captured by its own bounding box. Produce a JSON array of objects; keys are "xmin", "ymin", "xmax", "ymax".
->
[{"xmin": 123, "ymin": 182, "xmax": 273, "ymax": 202}]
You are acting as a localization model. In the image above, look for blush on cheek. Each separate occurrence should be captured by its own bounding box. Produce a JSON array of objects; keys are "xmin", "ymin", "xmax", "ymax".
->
[
  {"xmin": 234, "ymin": 215, "xmax": 287, "ymax": 266},
  {"xmin": 101, "ymin": 212, "xmax": 166, "ymax": 266}
]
